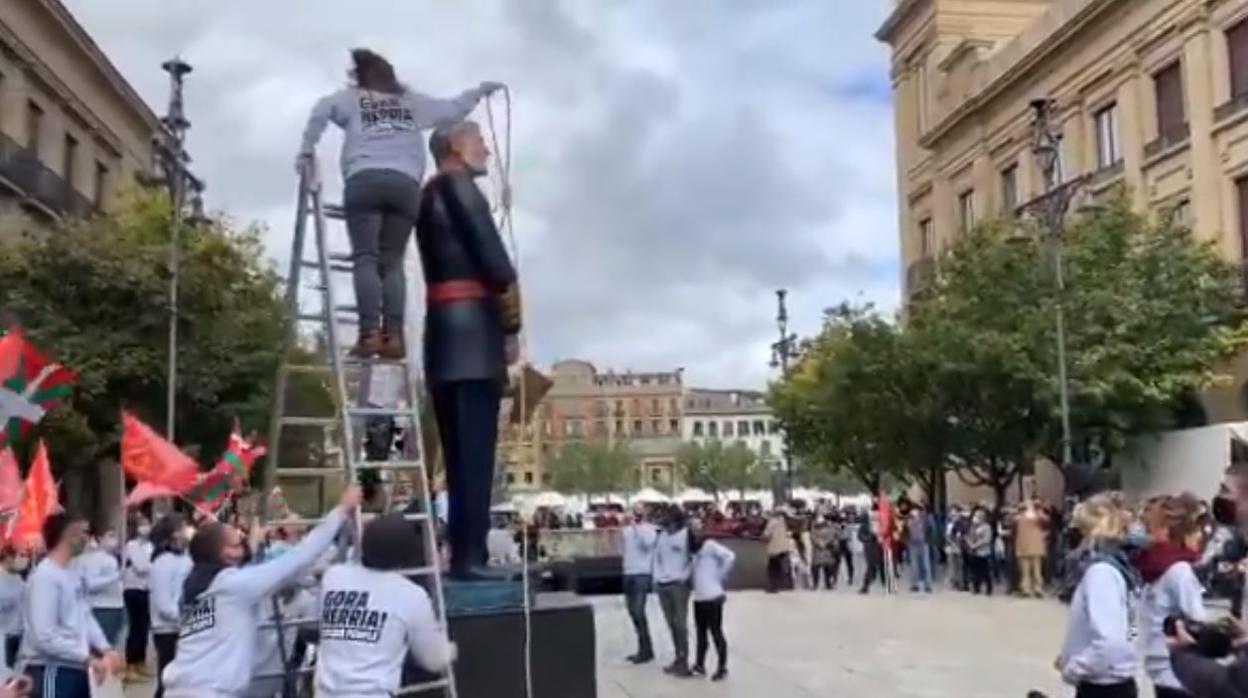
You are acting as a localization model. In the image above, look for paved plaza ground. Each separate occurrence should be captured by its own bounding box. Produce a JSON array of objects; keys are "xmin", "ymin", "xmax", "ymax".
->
[{"xmin": 596, "ymin": 586, "xmax": 1071, "ymax": 698}]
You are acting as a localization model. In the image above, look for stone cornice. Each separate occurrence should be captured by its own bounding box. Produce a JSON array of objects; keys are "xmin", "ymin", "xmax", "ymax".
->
[
  {"xmin": 876, "ymin": 0, "xmax": 929, "ymax": 45},
  {"xmin": 919, "ymin": 0, "xmax": 1119, "ymax": 150}
]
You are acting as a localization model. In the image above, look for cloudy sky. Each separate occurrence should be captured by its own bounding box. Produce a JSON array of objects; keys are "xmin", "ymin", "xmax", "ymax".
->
[{"xmin": 64, "ymin": 0, "xmax": 898, "ymax": 389}]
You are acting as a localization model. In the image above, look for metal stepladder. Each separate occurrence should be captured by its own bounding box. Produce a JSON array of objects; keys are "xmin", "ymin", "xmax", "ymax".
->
[{"xmin": 260, "ymin": 161, "xmax": 457, "ymax": 698}]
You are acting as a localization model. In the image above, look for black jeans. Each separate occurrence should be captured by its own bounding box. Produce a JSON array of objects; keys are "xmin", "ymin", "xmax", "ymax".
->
[
  {"xmin": 860, "ymin": 549, "xmax": 885, "ymax": 592},
  {"xmin": 153, "ymin": 632, "xmax": 178, "ymax": 698},
  {"xmin": 432, "ymin": 379, "xmax": 503, "ymax": 577},
  {"xmin": 811, "ymin": 563, "xmax": 835, "ymax": 589},
  {"xmin": 1153, "ymin": 687, "xmax": 1189, "ymax": 698},
  {"xmin": 5, "ymin": 634, "xmax": 20, "ymax": 668},
  {"xmin": 27, "ymin": 664, "xmax": 89, "ymax": 698},
  {"xmin": 123, "ymin": 589, "xmax": 150, "ymax": 666},
  {"xmin": 343, "ymin": 169, "xmax": 421, "ymax": 333},
  {"xmin": 969, "ymin": 555, "xmax": 993, "ymax": 595},
  {"xmin": 1075, "ymin": 680, "xmax": 1136, "ymax": 698},
  {"xmin": 766, "ymin": 554, "xmax": 789, "ymax": 593},
  {"xmin": 622, "ymin": 574, "xmax": 654, "ymax": 657},
  {"xmin": 835, "ymin": 543, "xmax": 854, "ymax": 584},
  {"xmin": 693, "ymin": 598, "xmax": 727, "ymax": 671}
]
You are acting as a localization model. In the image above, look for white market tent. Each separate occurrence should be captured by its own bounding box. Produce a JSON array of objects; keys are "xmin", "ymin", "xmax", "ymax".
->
[
  {"xmin": 633, "ymin": 487, "xmax": 671, "ymax": 503},
  {"xmin": 532, "ymin": 490, "xmax": 568, "ymax": 509},
  {"xmin": 676, "ymin": 487, "xmax": 714, "ymax": 504}
]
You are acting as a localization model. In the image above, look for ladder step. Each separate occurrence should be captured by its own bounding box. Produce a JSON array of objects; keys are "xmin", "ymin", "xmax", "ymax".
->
[
  {"xmin": 329, "ymin": 252, "xmax": 352, "ymax": 263},
  {"xmin": 283, "ymin": 364, "xmax": 331, "ymax": 374},
  {"xmin": 272, "ymin": 462, "xmax": 423, "ymax": 477},
  {"xmin": 395, "ymin": 678, "xmax": 451, "ymax": 696},
  {"xmin": 324, "ymin": 204, "xmax": 345, "ymax": 220},
  {"xmin": 342, "ymin": 357, "xmax": 409, "ymax": 369},
  {"xmin": 299, "ymin": 260, "xmax": 353, "ymax": 273},
  {"xmin": 280, "ymin": 416, "xmax": 337, "ymax": 427},
  {"xmin": 349, "ymin": 406, "xmax": 419, "ymax": 418},
  {"xmin": 295, "ymin": 312, "xmax": 327, "ymax": 323},
  {"xmin": 335, "ymin": 304, "xmax": 358, "ymax": 314}
]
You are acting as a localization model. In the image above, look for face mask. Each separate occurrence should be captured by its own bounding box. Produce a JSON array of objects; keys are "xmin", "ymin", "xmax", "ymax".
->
[
  {"xmin": 137, "ymin": 525, "xmax": 151, "ymax": 538},
  {"xmin": 8, "ymin": 557, "xmax": 27, "ymax": 572},
  {"xmin": 69, "ymin": 538, "xmax": 87, "ymax": 557},
  {"xmin": 101, "ymin": 536, "xmax": 118, "ymax": 552},
  {"xmin": 1124, "ymin": 521, "xmax": 1151, "ymax": 549}
]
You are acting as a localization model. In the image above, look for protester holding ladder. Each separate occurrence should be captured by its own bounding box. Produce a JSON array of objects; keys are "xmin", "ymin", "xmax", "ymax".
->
[
  {"xmin": 314, "ymin": 513, "xmax": 455, "ymax": 698},
  {"xmin": 161, "ymin": 487, "xmax": 361, "ymax": 698}
]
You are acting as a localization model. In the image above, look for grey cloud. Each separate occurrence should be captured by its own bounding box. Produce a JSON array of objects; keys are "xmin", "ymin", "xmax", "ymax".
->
[{"xmin": 63, "ymin": 0, "xmax": 896, "ymax": 388}]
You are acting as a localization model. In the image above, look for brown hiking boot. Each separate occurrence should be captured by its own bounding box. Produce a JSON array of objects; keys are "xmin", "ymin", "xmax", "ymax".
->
[
  {"xmin": 379, "ymin": 329, "xmax": 406, "ymax": 360},
  {"xmin": 350, "ymin": 329, "xmax": 384, "ymax": 358}
]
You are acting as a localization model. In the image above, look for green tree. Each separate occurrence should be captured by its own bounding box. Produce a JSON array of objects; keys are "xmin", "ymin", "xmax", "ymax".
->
[
  {"xmin": 677, "ymin": 440, "xmax": 765, "ymax": 502},
  {"xmin": 546, "ymin": 440, "xmax": 637, "ymax": 502},
  {"xmin": 0, "ymin": 189, "xmax": 332, "ymax": 518}
]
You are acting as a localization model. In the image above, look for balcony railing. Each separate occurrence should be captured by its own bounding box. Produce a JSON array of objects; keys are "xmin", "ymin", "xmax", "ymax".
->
[
  {"xmin": 1215, "ymin": 92, "xmax": 1248, "ymax": 123},
  {"xmin": 0, "ymin": 132, "xmax": 94, "ymax": 219},
  {"xmin": 906, "ymin": 256, "xmax": 936, "ymax": 297},
  {"xmin": 1143, "ymin": 123, "xmax": 1190, "ymax": 159}
]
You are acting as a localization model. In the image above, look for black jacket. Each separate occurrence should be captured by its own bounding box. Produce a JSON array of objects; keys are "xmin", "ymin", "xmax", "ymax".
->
[
  {"xmin": 415, "ymin": 170, "xmax": 519, "ymax": 384},
  {"xmin": 1172, "ymin": 647, "xmax": 1248, "ymax": 698}
]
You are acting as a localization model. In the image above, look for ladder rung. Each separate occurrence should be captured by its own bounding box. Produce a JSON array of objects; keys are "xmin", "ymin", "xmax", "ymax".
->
[
  {"xmin": 299, "ymin": 260, "xmax": 352, "ymax": 273},
  {"xmin": 342, "ymin": 357, "xmax": 409, "ymax": 369},
  {"xmin": 356, "ymin": 460, "xmax": 424, "ymax": 471},
  {"xmin": 335, "ymin": 304, "xmax": 358, "ymax": 314},
  {"xmin": 328, "ymin": 252, "xmax": 352, "ymax": 262},
  {"xmin": 273, "ymin": 467, "xmax": 343, "ymax": 477},
  {"xmin": 295, "ymin": 312, "xmax": 327, "ymax": 323},
  {"xmin": 324, "ymin": 204, "xmax": 345, "ymax": 220},
  {"xmin": 251, "ymin": 665, "xmax": 316, "ymax": 679},
  {"xmin": 283, "ymin": 364, "xmax": 331, "ymax": 374},
  {"xmin": 280, "ymin": 416, "xmax": 337, "ymax": 427},
  {"xmin": 349, "ymin": 406, "xmax": 418, "ymax": 418},
  {"xmin": 396, "ymin": 678, "xmax": 452, "ymax": 695}
]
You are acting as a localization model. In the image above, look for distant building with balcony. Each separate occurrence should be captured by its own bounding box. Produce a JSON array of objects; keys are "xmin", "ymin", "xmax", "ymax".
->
[
  {"xmin": 681, "ymin": 388, "xmax": 784, "ymax": 471},
  {"xmin": 0, "ymin": 0, "xmax": 160, "ymax": 235},
  {"xmin": 501, "ymin": 360, "xmax": 686, "ymax": 493},
  {"xmin": 877, "ymin": 0, "xmax": 1248, "ymax": 422}
]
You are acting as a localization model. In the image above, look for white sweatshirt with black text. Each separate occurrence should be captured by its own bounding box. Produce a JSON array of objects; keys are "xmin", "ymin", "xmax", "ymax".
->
[
  {"xmin": 314, "ymin": 563, "xmax": 453, "ymax": 698},
  {"xmin": 161, "ymin": 507, "xmax": 346, "ymax": 698}
]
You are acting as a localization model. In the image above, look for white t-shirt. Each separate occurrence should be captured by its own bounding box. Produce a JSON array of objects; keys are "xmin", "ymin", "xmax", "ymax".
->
[{"xmin": 314, "ymin": 564, "xmax": 453, "ymax": 698}]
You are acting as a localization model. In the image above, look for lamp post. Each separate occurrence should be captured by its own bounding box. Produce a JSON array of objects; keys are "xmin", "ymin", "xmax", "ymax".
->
[
  {"xmin": 151, "ymin": 56, "xmax": 205, "ymax": 441},
  {"xmin": 1025, "ymin": 98, "xmax": 1082, "ymax": 472},
  {"xmin": 770, "ymin": 288, "xmax": 798, "ymax": 503}
]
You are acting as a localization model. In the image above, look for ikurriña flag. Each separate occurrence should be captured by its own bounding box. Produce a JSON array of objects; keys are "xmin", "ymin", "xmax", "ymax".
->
[{"xmin": 0, "ymin": 326, "xmax": 76, "ymax": 447}]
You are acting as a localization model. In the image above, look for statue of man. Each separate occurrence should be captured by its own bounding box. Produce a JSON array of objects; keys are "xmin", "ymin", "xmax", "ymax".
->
[{"xmin": 416, "ymin": 121, "xmax": 520, "ymax": 580}]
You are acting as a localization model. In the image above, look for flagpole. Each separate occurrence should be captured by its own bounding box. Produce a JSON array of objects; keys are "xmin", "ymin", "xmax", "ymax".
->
[{"xmin": 117, "ymin": 462, "xmax": 127, "ymax": 573}]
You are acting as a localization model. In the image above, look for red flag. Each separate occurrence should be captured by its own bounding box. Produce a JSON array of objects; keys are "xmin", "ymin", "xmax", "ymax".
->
[
  {"xmin": 124, "ymin": 481, "xmax": 180, "ymax": 508},
  {"xmin": 9, "ymin": 441, "xmax": 59, "ymax": 549},
  {"xmin": 120, "ymin": 412, "xmax": 198, "ymax": 492},
  {"xmin": 877, "ymin": 489, "xmax": 894, "ymax": 541},
  {"xmin": 0, "ymin": 449, "xmax": 20, "ymax": 513}
]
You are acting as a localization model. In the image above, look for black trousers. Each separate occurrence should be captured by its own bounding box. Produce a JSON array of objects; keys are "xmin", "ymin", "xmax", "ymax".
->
[
  {"xmin": 28, "ymin": 664, "xmax": 89, "ymax": 698},
  {"xmin": 969, "ymin": 556, "xmax": 993, "ymax": 595},
  {"xmin": 431, "ymin": 379, "xmax": 502, "ymax": 577},
  {"xmin": 765, "ymin": 554, "xmax": 789, "ymax": 592},
  {"xmin": 693, "ymin": 598, "xmax": 727, "ymax": 671},
  {"xmin": 123, "ymin": 589, "xmax": 150, "ymax": 665},
  {"xmin": 835, "ymin": 543, "xmax": 854, "ymax": 584},
  {"xmin": 1153, "ymin": 687, "xmax": 1189, "ymax": 698},
  {"xmin": 1075, "ymin": 680, "xmax": 1136, "ymax": 698},
  {"xmin": 811, "ymin": 563, "xmax": 835, "ymax": 589},
  {"xmin": 153, "ymin": 632, "xmax": 178, "ymax": 698},
  {"xmin": 860, "ymin": 549, "xmax": 885, "ymax": 592}
]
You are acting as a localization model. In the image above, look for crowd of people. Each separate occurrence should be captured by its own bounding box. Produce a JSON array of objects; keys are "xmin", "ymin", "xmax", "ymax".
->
[{"xmin": 0, "ymin": 486, "xmax": 465, "ymax": 698}]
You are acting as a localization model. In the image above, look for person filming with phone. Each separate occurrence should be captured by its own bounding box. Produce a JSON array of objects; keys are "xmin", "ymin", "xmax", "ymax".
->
[{"xmin": 1167, "ymin": 459, "xmax": 1248, "ymax": 698}]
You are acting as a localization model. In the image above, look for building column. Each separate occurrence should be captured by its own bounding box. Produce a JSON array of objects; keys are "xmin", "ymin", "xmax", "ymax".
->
[
  {"xmin": 1182, "ymin": 14, "xmax": 1224, "ymax": 246},
  {"xmin": 973, "ymin": 148, "xmax": 996, "ymax": 216},
  {"xmin": 1116, "ymin": 69, "xmax": 1148, "ymax": 210}
]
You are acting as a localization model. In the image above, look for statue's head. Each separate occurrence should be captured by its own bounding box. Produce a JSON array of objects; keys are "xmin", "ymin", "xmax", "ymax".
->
[{"xmin": 430, "ymin": 121, "xmax": 490, "ymax": 177}]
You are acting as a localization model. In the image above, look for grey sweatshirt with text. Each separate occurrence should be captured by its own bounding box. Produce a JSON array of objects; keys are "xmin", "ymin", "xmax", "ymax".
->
[{"xmin": 299, "ymin": 86, "xmax": 485, "ymax": 183}]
